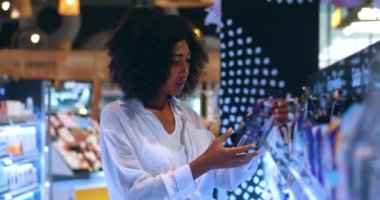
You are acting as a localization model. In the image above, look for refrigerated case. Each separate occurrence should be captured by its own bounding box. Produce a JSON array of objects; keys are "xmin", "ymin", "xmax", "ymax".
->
[{"xmin": 0, "ymin": 80, "xmax": 48, "ymax": 200}]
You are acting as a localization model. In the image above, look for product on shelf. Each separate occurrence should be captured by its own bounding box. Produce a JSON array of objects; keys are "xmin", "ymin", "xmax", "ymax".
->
[
  {"xmin": 49, "ymin": 112, "xmax": 101, "ymax": 172},
  {"xmin": 0, "ymin": 125, "xmax": 39, "ymax": 198},
  {"xmin": 0, "ymin": 126, "xmax": 38, "ymax": 157},
  {"xmin": 0, "ymin": 80, "xmax": 47, "ymax": 200},
  {"xmin": 0, "ymin": 100, "xmax": 34, "ymax": 123},
  {"xmin": 2, "ymin": 163, "xmax": 38, "ymax": 193}
]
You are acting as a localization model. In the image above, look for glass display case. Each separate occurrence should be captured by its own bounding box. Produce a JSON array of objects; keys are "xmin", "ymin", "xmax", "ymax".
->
[{"xmin": 0, "ymin": 80, "xmax": 48, "ymax": 200}]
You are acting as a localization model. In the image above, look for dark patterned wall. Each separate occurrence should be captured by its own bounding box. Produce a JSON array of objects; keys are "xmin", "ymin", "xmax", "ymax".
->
[{"xmin": 219, "ymin": 0, "xmax": 319, "ymax": 199}]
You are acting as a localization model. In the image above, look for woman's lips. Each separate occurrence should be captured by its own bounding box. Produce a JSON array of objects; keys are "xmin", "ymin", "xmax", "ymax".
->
[{"xmin": 176, "ymin": 80, "xmax": 186, "ymax": 87}]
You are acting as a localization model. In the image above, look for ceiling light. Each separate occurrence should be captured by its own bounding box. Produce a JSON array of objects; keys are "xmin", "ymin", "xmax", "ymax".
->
[
  {"xmin": 58, "ymin": 0, "xmax": 80, "ymax": 15},
  {"xmin": 1, "ymin": 1, "xmax": 11, "ymax": 11},
  {"xmin": 10, "ymin": 0, "xmax": 33, "ymax": 18},
  {"xmin": 30, "ymin": 33, "xmax": 40, "ymax": 44},
  {"xmin": 66, "ymin": 0, "xmax": 76, "ymax": 5},
  {"xmin": 11, "ymin": 9, "xmax": 20, "ymax": 19}
]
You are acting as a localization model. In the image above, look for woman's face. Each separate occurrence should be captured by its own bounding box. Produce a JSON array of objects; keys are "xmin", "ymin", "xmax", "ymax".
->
[{"xmin": 161, "ymin": 39, "xmax": 191, "ymax": 96}]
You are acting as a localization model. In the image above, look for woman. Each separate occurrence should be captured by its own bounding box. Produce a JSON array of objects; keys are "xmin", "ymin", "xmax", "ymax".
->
[{"xmin": 100, "ymin": 8, "xmax": 288, "ymax": 199}]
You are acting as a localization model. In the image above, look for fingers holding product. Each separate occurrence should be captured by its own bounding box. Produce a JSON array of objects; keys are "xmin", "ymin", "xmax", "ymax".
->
[{"xmin": 273, "ymin": 99, "xmax": 289, "ymax": 124}]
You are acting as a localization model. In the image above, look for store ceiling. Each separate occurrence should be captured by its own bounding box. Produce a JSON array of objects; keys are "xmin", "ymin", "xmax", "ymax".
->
[{"xmin": 0, "ymin": 0, "xmax": 217, "ymax": 49}]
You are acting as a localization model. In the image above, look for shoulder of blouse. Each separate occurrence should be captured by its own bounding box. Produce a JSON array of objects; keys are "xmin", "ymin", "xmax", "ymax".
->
[{"xmin": 100, "ymin": 99, "xmax": 141, "ymax": 124}]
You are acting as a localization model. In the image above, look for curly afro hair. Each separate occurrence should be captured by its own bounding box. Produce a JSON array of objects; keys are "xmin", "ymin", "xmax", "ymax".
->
[{"xmin": 107, "ymin": 8, "xmax": 208, "ymax": 102}]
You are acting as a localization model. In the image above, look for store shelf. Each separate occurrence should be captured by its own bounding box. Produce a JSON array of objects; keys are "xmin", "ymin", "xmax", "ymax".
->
[
  {"xmin": 0, "ymin": 80, "xmax": 47, "ymax": 200},
  {"xmin": 0, "ymin": 152, "xmax": 40, "ymax": 166},
  {"xmin": 266, "ymin": 143, "xmax": 327, "ymax": 200},
  {"xmin": 0, "ymin": 116, "xmax": 38, "ymax": 127},
  {"xmin": 0, "ymin": 183, "xmax": 39, "ymax": 200}
]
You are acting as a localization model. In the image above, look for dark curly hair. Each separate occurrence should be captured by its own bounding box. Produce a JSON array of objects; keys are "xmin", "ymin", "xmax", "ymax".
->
[{"xmin": 107, "ymin": 8, "xmax": 208, "ymax": 102}]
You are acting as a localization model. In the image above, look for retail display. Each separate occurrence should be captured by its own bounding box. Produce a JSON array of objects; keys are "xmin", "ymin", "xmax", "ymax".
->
[
  {"xmin": 339, "ymin": 54, "xmax": 380, "ymax": 200},
  {"xmin": 223, "ymin": 48, "xmax": 379, "ymax": 199},
  {"xmin": 49, "ymin": 112, "xmax": 101, "ymax": 173},
  {"xmin": 0, "ymin": 80, "xmax": 48, "ymax": 200},
  {"xmin": 256, "ymin": 43, "xmax": 380, "ymax": 200},
  {"xmin": 263, "ymin": 116, "xmax": 341, "ymax": 200},
  {"xmin": 0, "ymin": 163, "xmax": 39, "ymax": 194},
  {"xmin": 308, "ymin": 41, "xmax": 380, "ymax": 101}
]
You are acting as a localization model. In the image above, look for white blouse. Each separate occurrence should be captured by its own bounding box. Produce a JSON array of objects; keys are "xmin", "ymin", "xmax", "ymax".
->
[{"xmin": 100, "ymin": 98, "xmax": 261, "ymax": 200}]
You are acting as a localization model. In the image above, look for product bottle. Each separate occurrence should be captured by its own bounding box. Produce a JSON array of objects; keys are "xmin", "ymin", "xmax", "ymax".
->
[{"xmin": 26, "ymin": 97, "xmax": 34, "ymax": 116}]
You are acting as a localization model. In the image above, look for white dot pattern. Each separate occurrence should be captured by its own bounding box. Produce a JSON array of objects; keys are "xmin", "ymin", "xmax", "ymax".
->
[
  {"xmin": 236, "ymin": 79, "xmax": 242, "ymax": 85},
  {"xmin": 221, "ymin": 71, "xmax": 226, "ymax": 77},
  {"xmin": 219, "ymin": 16, "xmax": 289, "ymax": 199},
  {"xmin": 221, "ymin": 43, "xmax": 226, "ymax": 49},
  {"xmin": 228, "ymin": 41, "xmax": 234, "ymax": 47}
]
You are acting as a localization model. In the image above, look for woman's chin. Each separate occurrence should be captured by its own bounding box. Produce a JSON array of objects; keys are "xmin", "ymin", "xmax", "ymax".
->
[
  {"xmin": 174, "ymin": 86, "xmax": 184, "ymax": 94},
  {"xmin": 173, "ymin": 91, "xmax": 182, "ymax": 96}
]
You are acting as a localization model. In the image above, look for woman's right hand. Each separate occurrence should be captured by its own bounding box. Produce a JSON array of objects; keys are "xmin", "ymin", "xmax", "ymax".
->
[{"xmin": 189, "ymin": 128, "xmax": 259, "ymax": 179}]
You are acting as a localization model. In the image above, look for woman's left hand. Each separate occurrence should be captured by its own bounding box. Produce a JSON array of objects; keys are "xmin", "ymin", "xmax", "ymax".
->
[{"xmin": 273, "ymin": 100, "xmax": 289, "ymax": 125}]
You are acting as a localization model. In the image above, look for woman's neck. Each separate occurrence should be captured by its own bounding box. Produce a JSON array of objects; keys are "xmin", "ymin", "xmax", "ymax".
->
[{"xmin": 143, "ymin": 95, "xmax": 170, "ymax": 111}]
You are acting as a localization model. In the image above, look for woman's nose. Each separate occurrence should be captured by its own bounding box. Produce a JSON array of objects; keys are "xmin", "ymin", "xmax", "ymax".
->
[{"xmin": 182, "ymin": 61, "xmax": 189, "ymax": 75}]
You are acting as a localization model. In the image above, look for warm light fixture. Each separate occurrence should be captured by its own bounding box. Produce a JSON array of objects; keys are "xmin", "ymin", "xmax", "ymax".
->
[
  {"xmin": 154, "ymin": 0, "xmax": 214, "ymax": 8},
  {"xmin": 78, "ymin": 106, "xmax": 88, "ymax": 115},
  {"xmin": 1, "ymin": 1, "xmax": 10, "ymax": 11},
  {"xmin": 193, "ymin": 27, "xmax": 202, "ymax": 39},
  {"xmin": 58, "ymin": 0, "xmax": 80, "ymax": 16},
  {"xmin": 30, "ymin": 33, "xmax": 40, "ymax": 44},
  {"xmin": 10, "ymin": 8, "xmax": 20, "ymax": 18},
  {"xmin": 10, "ymin": 0, "xmax": 33, "ymax": 19}
]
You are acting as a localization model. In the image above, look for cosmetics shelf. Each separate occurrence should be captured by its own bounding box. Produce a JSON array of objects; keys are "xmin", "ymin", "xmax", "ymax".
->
[
  {"xmin": 0, "ymin": 80, "xmax": 49, "ymax": 200},
  {"xmin": 266, "ymin": 144, "xmax": 326, "ymax": 200},
  {"xmin": 0, "ymin": 183, "xmax": 39, "ymax": 200},
  {"xmin": 0, "ymin": 117, "xmax": 38, "ymax": 126}
]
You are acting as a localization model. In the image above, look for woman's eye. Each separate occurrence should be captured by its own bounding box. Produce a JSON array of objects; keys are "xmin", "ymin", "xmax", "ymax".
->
[
  {"xmin": 172, "ymin": 61, "xmax": 181, "ymax": 65},
  {"xmin": 172, "ymin": 58, "xmax": 190, "ymax": 66}
]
